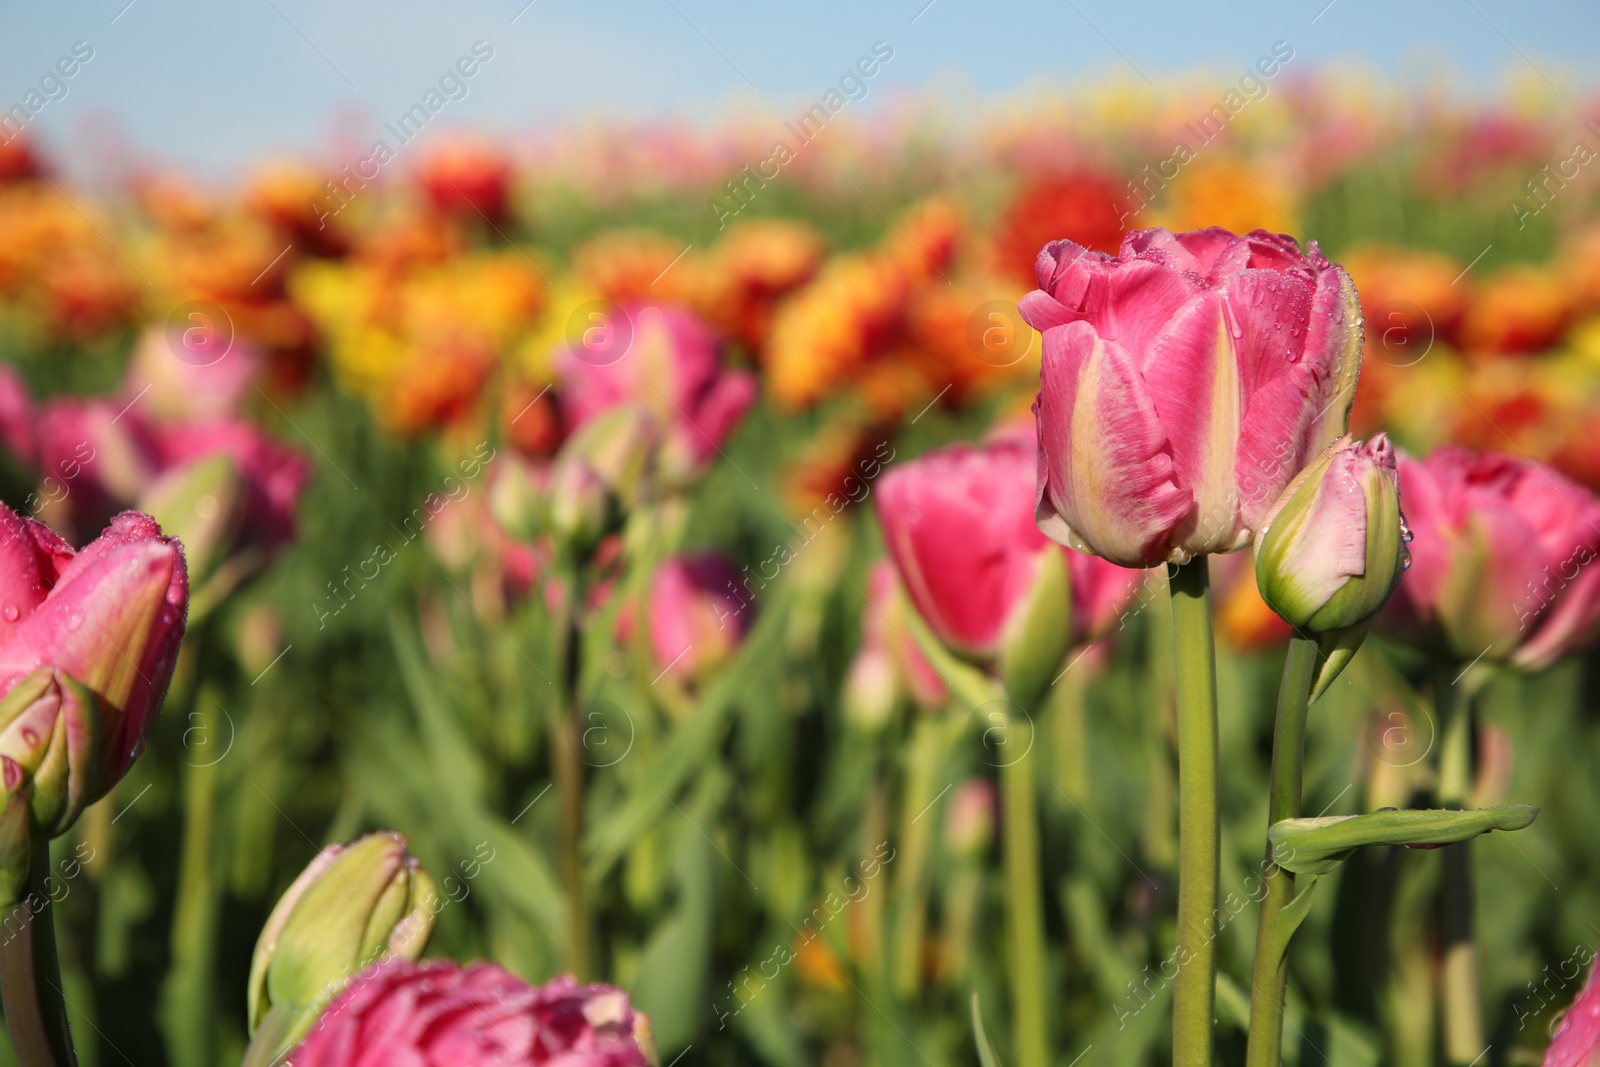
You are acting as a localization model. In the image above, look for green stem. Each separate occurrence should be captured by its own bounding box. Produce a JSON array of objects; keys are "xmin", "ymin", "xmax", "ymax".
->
[
  {"xmin": 999, "ymin": 708, "xmax": 1049, "ymax": 1067},
  {"xmin": 161, "ymin": 694, "xmax": 222, "ymax": 1067},
  {"xmin": 0, "ymin": 834, "xmax": 77, "ymax": 1067},
  {"xmin": 1435, "ymin": 669, "xmax": 1482, "ymax": 1065},
  {"xmin": 1168, "ymin": 557, "xmax": 1219, "ymax": 1067},
  {"xmin": 548, "ymin": 563, "xmax": 590, "ymax": 979},
  {"xmin": 1245, "ymin": 633, "xmax": 1319, "ymax": 1067}
]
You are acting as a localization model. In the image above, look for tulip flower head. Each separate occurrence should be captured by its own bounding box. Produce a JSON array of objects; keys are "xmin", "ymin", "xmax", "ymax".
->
[
  {"xmin": 247, "ymin": 832, "xmax": 439, "ymax": 1059},
  {"xmin": 555, "ymin": 303, "xmax": 756, "ymax": 484},
  {"xmin": 1381, "ymin": 447, "xmax": 1600, "ymax": 671},
  {"xmin": 1021, "ymin": 227, "xmax": 1364, "ymax": 567},
  {"xmin": 875, "ymin": 436, "xmax": 1141, "ymax": 703},
  {"xmin": 0, "ymin": 506, "xmax": 186, "ymax": 900},
  {"xmin": 288, "ymin": 960, "xmax": 653, "ymax": 1067},
  {"xmin": 647, "ymin": 554, "xmax": 752, "ymax": 684}
]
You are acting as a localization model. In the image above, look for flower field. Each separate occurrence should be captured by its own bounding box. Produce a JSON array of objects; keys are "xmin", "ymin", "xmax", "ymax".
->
[{"xmin": 2, "ymin": 69, "xmax": 1600, "ymax": 1067}]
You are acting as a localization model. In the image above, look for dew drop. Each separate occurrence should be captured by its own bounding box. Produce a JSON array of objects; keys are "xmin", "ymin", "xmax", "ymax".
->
[
  {"xmin": 0, "ymin": 605, "xmax": 16, "ymax": 622},
  {"xmin": 20, "ymin": 729, "xmax": 37, "ymax": 747},
  {"xmin": 1550, "ymin": 1008, "xmax": 1570, "ymax": 1039},
  {"xmin": 66, "ymin": 612, "xmax": 82, "ymax": 631}
]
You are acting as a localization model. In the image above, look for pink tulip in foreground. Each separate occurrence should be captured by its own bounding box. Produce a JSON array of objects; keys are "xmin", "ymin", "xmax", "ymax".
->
[
  {"xmin": 556, "ymin": 303, "xmax": 756, "ymax": 480},
  {"xmin": 0, "ymin": 506, "xmax": 188, "ymax": 794},
  {"xmin": 289, "ymin": 960, "xmax": 652, "ymax": 1067},
  {"xmin": 875, "ymin": 436, "xmax": 1140, "ymax": 665},
  {"xmin": 1381, "ymin": 446, "xmax": 1600, "ymax": 670},
  {"xmin": 1542, "ymin": 952, "xmax": 1600, "ymax": 1067},
  {"xmin": 1020, "ymin": 227, "xmax": 1363, "ymax": 567}
]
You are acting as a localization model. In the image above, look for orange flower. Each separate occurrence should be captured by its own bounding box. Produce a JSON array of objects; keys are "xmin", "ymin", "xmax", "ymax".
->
[
  {"xmin": 571, "ymin": 229, "xmax": 700, "ymax": 306},
  {"xmin": 1456, "ymin": 264, "xmax": 1574, "ymax": 355},
  {"xmin": 1340, "ymin": 244, "xmax": 1469, "ymax": 351},
  {"xmin": 695, "ymin": 220, "xmax": 824, "ymax": 350},
  {"xmin": 992, "ymin": 170, "xmax": 1127, "ymax": 285},
  {"xmin": 904, "ymin": 275, "xmax": 1034, "ymax": 404},
  {"xmin": 765, "ymin": 252, "xmax": 909, "ymax": 409},
  {"xmin": 416, "ymin": 137, "xmax": 516, "ymax": 227}
]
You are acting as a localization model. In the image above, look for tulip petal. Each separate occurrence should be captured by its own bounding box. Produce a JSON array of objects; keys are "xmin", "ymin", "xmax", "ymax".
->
[
  {"xmin": 0, "ymin": 507, "xmax": 74, "ymax": 643},
  {"xmin": 1259, "ymin": 455, "xmax": 1371, "ymax": 621},
  {"xmin": 1541, "ymin": 953, "xmax": 1600, "ymax": 1067},
  {"xmin": 1036, "ymin": 321, "xmax": 1190, "ymax": 566},
  {"xmin": 1130, "ymin": 289, "xmax": 1243, "ymax": 554}
]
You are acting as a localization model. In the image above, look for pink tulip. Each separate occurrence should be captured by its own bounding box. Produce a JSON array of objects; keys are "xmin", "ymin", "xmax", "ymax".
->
[
  {"xmin": 35, "ymin": 396, "xmax": 162, "ymax": 537},
  {"xmin": 0, "ymin": 506, "xmax": 187, "ymax": 792},
  {"xmin": 556, "ymin": 303, "xmax": 757, "ymax": 479},
  {"xmin": 1380, "ymin": 447, "xmax": 1600, "ymax": 670},
  {"xmin": 1542, "ymin": 952, "xmax": 1600, "ymax": 1067},
  {"xmin": 647, "ymin": 553, "xmax": 752, "ymax": 682},
  {"xmin": 34, "ymin": 395, "xmax": 307, "ymax": 553},
  {"xmin": 289, "ymin": 960, "xmax": 651, "ymax": 1067},
  {"xmin": 156, "ymin": 420, "xmax": 309, "ymax": 550},
  {"xmin": 1020, "ymin": 227, "xmax": 1363, "ymax": 567},
  {"xmin": 126, "ymin": 323, "xmax": 262, "ymax": 424},
  {"xmin": 874, "ymin": 437, "xmax": 1141, "ymax": 663}
]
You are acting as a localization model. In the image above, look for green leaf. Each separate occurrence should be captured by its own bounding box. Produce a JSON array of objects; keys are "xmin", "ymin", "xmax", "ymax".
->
[
  {"xmin": 971, "ymin": 992, "xmax": 1005, "ymax": 1067},
  {"xmin": 1269, "ymin": 805, "xmax": 1539, "ymax": 876}
]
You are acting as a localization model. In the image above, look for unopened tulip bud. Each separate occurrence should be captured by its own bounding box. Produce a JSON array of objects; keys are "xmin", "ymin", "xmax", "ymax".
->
[
  {"xmin": 140, "ymin": 454, "xmax": 242, "ymax": 588},
  {"xmin": 247, "ymin": 832, "xmax": 438, "ymax": 1056},
  {"xmin": 0, "ymin": 669, "xmax": 106, "ymax": 904},
  {"xmin": 547, "ymin": 456, "xmax": 610, "ymax": 554},
  {"xmin": 487, "ymin": 455, "xmax": 547, "ymax": 543},
  {"xmin": 1255, "ymin": 435, "xmax": 1406, "ymax": 695},
  {"xmin": 1256, "ymin": 434, "xmax": 1406, "ymax": 632},
  {"xmin": 563, "ymin": 405, "xmax": 656, "ymax": 511}
]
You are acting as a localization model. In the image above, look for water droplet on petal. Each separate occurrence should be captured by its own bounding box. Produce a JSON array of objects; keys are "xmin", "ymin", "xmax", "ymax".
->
[{"xmin": 0, "ymin": 604, "xmax": 17, "ymax": 622}]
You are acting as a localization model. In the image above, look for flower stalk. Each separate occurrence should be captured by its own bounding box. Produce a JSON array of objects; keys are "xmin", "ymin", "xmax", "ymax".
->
[
  {"xmin": 1435, "ymin": 668, "xmax": 1483, "ymax": 1066},
  {"xmin": 0, "ymin": 835, "xmax": 78, "ymax": 1067},
  {"xmin": 1245, "ymin": 632, "xmax": 1319, "ymax": 1067},
  {"xmin": 999, "ymin": 706, "xmax": 1049, "ymax": 1067},
  {"xmin": 1169, "ymin": 557, "xmax": 1219, "ymax": 1067}
]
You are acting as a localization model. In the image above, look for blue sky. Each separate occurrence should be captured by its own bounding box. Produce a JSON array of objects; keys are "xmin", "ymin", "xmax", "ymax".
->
[{"xmin": 3, "ymin": 0, "xmax": 1597, "ymax": 178}]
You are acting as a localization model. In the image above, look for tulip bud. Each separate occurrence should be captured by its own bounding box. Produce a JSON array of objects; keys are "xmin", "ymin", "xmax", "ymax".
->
[
  {"xmin": 140, "ymin": 454, "xmax": 242, "ymax": 589},
  {"xmin": 0, "ymin": 669, "xmax": 107, "ymax": 904},
  {"xmin": 547, "ymin": 456, "xmax": 610, "ymax": 553},
  {"xmin": 1255, "ymin": 434, "xmax": 1406, "ymax": 695},
  {"xmin": 562, "ymin": 405, "xmax": 656, "ymax": 509},
  {"xmin": 487, "ymin": 454, "xmax": 547, "ymax": 543},
  {"xmin": 247, "ymin": 832, "xmax": 438, "ymax": 1055}
]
